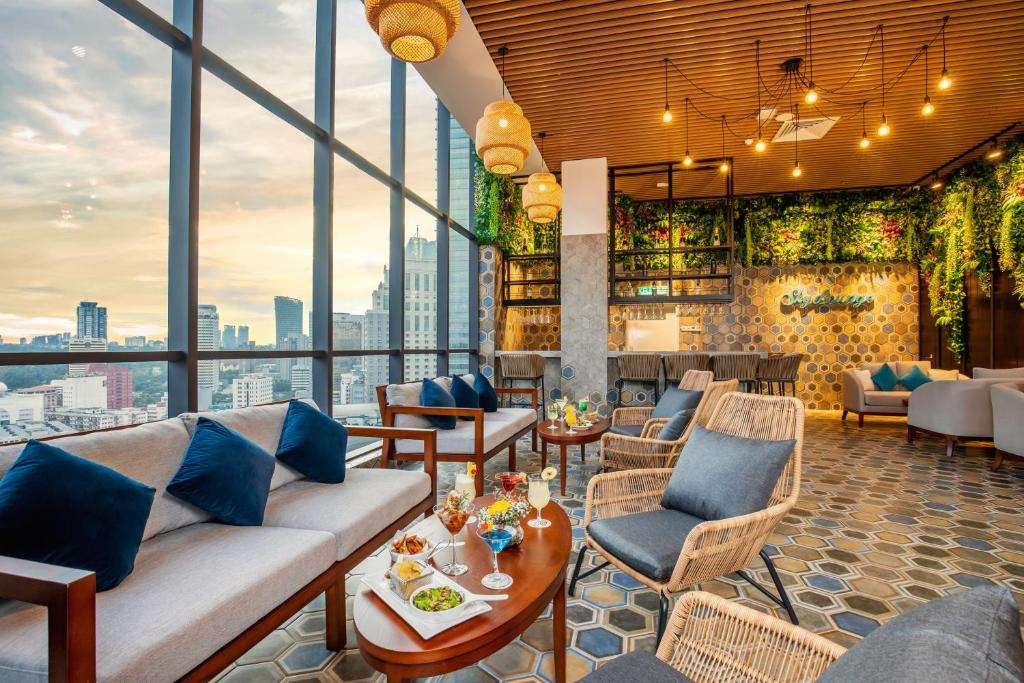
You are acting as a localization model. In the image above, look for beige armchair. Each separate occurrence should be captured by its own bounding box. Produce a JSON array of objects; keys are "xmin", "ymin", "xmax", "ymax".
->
[
  {"xmin": 573, "ymin": 392, "xmax": 804, "ymax": 640},
  {"xmin": 600, "ymin": 379, "xmax": 738, "ymax": 471},
  {"xmin": 610, "ymin": 370, "xmax": 713, "ymax": 436},
  {"xmin": 907, "ymin": 379, "xmax": 1024, "ymax": 458},
  {"xmin": 992, "ymin": 383, "xmax": 1024, "ymax": 471}
]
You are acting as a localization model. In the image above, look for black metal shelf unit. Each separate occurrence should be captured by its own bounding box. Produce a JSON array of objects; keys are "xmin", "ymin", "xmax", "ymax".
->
[
  {"xmin": 501, "ymin": 253, "xmax": 560, "ymax": 306},
  {"xmin": 608, "ymin": 159, "xmax": 736, "ymax": 305}
]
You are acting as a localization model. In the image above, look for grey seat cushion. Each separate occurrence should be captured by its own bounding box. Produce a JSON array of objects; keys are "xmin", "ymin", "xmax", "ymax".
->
[
  {"xmin": 863, "ymin": 390, "xmax": 911, "ymax": 407},
  {"xmin": 651, "ymin": 387, "xmax": 703, "ymax": 419},
  {"xmin": 263, "ymin": 468, "xmax": 431, "ymax": 559},
  {"xmin": 395, "ymin": 407, "xmax": 534, "ymax": 455},
  {"xmin": 587, "ymin": 509, "xmax": 705, "ymax": 582},
  {"xmin": 658, "ymin": 409, "xmax": 695, "ymax": 441},
  {"xmin": 579, "ymin": 650, "xmax": 694, "ymax": 683},
  {"xmin": 661, "ymin": 426, "xmax": 794, "ymax": 520},
  {"xmin": 0, "ymin": 523, "xmax": 336, "ymax": 683},
  {"xmin": 608, "ymin": 424, "xmax": 644, "ymax": 437},
  {"xmin": 816, "ymin": 585, "xmax": 1024, "ymax": 683}
]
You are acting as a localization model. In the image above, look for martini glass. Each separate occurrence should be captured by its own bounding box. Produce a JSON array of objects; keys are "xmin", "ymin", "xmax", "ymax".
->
[
  {"xmin": 433, "ymin": 502, "xmax": 474, "ymax": 576},
  {"xmin": 476, "ymin": 521, "xmax": 514, "ymax": 589},
  {"xmin": 494, "ymin": 472, "xmax": 522, "ymax": 495}
]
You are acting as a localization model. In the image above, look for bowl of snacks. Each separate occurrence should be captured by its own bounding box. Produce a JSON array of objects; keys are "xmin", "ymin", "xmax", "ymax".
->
[
  {"xmin": 408, "ymin": 584, "xmax": 509, "ymax": 622},
  {"xmin": 389, "ymin": 532, "xmax": 433, "ymax": 564},
  {"xmin": 389, "ymin": 559, "xmax": 434, "ymax": 599}
]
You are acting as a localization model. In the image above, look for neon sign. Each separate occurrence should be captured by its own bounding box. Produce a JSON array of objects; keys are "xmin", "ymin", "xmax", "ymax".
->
[{"xmin": 781, "ymin": 289, "xmax": 873, "ymax": 310}]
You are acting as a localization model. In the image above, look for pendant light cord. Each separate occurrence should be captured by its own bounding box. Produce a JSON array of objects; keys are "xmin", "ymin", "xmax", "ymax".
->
[
  {"xmin": 923, "ymin": 44, "xmax": 928, "ymax": 96},
  {"xmin": 684, "ymin": 97, "xmax": 690, "ymax": 151},
  {"xmin": 879, "ymin": 25, "xmax": 886, "ymax": 112},
  {"xmin": 755, "ymin": 40, "xmax": 762, "ymax": 140},
  {"xmin": 805, "ymin": 4, "xmax": 813, "ymax": 83}
]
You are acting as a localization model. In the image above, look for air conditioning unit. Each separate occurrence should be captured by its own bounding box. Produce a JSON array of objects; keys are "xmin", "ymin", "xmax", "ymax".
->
[{"xmin": 771, "ymin": 116, "xmax": 839, "ymax": 143}]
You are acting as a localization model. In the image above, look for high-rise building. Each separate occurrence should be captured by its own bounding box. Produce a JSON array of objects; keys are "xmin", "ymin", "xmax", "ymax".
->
[
  {"xmin": 222, "ymin": 324, "xmax": 237, "ymax": 350},
  {"xmin": 237, "ymin": 325, "xmax": 250, "ymax": 348},
  {"xmin": 68, "ymin": 336, "xmax": 108, "ymax": 377},
  {"xmin": 50, "ymin": 375, "xmax": 108, "ymax": 409},
  {"xmin": 87, "ymin": 363, "xmax": 134, "ymax": 409},
  {"xmin": 197, "ymin": 304, "xmax": 220, "ymax": 410},
  {"xmin": 404, "ymin": 235, "xmax": 438, "ymax": 380},
  {"xmin": 124, "ymin": 336, "xmax": 147, "ymax": 348},
  {"xmin": 0, "ymin": 387, "xmax": 46, "ymax": 424},
  {"xmin": 363, "ymin": 267, "xmax": 390, "ymax": 392},
  {"xmin": 290, "ymin": 365, "xmax": 311, "ymax": 398},
  {"xmin": 232, "ymin": 373, "xmax": 273, "ymax": 409},
  {"xmin": 333, "ymin": 312, "xmax": 363, "ymax": 373},
  {"xmin": 274, "ymin": 296, "xmax": 303, "ymax": 348},
  {"xmin": 76, "ymin": 301, "xmax": 107, "ymax": 340},
  {"xmin": 449, "ymin": 119, "xmax": 472, "ymax": 228}
]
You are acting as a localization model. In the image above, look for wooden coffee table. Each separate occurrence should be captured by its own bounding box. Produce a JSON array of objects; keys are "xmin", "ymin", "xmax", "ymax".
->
[
  {"xmin": 539, "ymin": 419, "xmax": 611, "ymax": 495},
  {"xmin": 353, "ymin": 494, "xmax": 571, "ymax": 683}
]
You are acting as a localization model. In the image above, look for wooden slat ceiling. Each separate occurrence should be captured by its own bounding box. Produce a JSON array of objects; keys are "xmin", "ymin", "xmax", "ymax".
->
[{"xmin": 464, "ymin": 0, "xmax": 1024, "ymax": 199}]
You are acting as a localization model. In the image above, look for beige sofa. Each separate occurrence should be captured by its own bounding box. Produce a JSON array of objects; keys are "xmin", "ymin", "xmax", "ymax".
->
[
  {"xmin": 991, "ymin": 383, "xmax": 1024, "ymax": 471},
  {"xmin": 973, "ymin": 366, "xmax": 1024, "ymax": 379},
  {"xmin": 841, "ymin": 360, "xmax": 963, "ymax": 427},
  {"xmin": 907, "ymin": 379, "xmax": 1024, "ymax": 458},
  {"xmin": 0, "ymin": 400, "xmax": 436, "ymax": 682}
]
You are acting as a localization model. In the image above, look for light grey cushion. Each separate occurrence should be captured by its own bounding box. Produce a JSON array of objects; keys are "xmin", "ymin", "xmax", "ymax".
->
[
  {"xmin": 0, "ymin": 523, "xmax": 335, "ymax": 683},
  {"xmin": 0, "ymin": 418, "xmax": 206, "ymax": 542},
  {"xmin": 608, "ymin": 424, "xmax": 644, "ymax": 437},
  {"xmin": 587, "ymin": 509, "xmax": 704, "ymax": 582},
  {"xmin": 386, "ymin": 381, "xmax": 433, "ymax": 429},
  {"xmin": 816, "ymin": 586, "xmax": 1024, "ymax": 683},
  {"xmin": 580, "ymin": 650, "xmax": 694, "ymax": 683},
  {"xmin": 263, "ymin": 468, "xmax": 431, "ymax": 560},
  {"xmin": 974, "ymin": 367, "xmax": 1024, "ymax": 379},
  {"xmin": 651, "ymin": 388, "xmax": 703, "ymax": 419},
  {"xmin": 661, "ymin": 426, "xmax": 794, "ymax": 520},
  {"xmin": 395, "ymin": 407, "xmax": 534, "ymax": 455},
  {"xmin": 657, "ymin": 409, "xmax": 695, "ymax": 441},
  {"xmin": 179, "ymin": 400, "xmax": 315, "ymax": 491},
  {"xmin": 863, "ymin": 390, "xmax": 911, "ymax": 407}
]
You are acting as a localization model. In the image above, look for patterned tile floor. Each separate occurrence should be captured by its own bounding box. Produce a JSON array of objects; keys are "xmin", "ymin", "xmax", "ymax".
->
[{"xmin": 215, "ymin": 411, "xmax": 1024, "ymax": 682}]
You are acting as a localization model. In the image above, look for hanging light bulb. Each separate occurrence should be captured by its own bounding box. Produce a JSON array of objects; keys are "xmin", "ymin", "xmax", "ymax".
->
[
  {"xmin": 476, "ymin": 47, "xmax": 532, "ymax": 175},
  {"xmin": 682, "ymin": 152, "xmax": 693, "ymax": 167},
  {"xmin": 986, "ymin": 138, "xmax": 1004, "ymax": 160},
  {"xmin": 662, "ymin": 109, "xmax": 673, "ymax": 124},
  {"xmin": 660, "ymin": 58, "xmax": 673, "ymax": 123},
  {"xmin": 718, "ymin": 114, "xmax": 729, "ymax": 173},
  {"xmin": 937, "ymin": 17, "xmax": 953, "ymax": 90},
  {"xmin": 804, "ymin": 85, "xmax": 818, "ymax": 105},
  {"xmin": 522, "ymin": 132, "xmax": 563, "ymax": 223},
  {"xmin": 859, "ymin": 134, "xmax": 871, "ymax": 149},
  {"xmin": 365, "ymin": 0, "xmax": 460, "ymax": 63},
  {"xmin": 921, "ymin": 96, "xmax": 934, "ymax": 116},
  {"xmin": 754, "ymin": 139, "xmax": 767, "ymax": 153},
  {"xmin": 876, "ymin": 25, "xmax": 891, "ymax": 137},
  {"xmin": 719, "ymin": 160, "xmax": 730, "ymax": 174},
  {"xmin": 859, "ymin": 103, "xmax": 870, "ymax": 148},
  {"xmin": 752, "ymin": 41, "xmax": 768, "ymax": 155},
  {"xmin": 877, "ymin": 114, "xmax": 890, "ymax": 137},
  {"xmin": 920, "ymin": 45, "xmax": 935, "ymax": 116},
  {"xmin": 792, "ymin": 103, "xmax": 802, "ymax": 179},
  {"xmin": 792, "ymin": 162, "xmax": 802, "ymax": 177},
  {"xmin": 803, "ymin": 7, "xmax": 818, "ymax": 106}
]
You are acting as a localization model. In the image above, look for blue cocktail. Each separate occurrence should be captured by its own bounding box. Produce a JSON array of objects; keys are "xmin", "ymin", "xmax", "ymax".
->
[{"xmin": 476, "ymin": 522, "xmax": 514, "ymax": 589}]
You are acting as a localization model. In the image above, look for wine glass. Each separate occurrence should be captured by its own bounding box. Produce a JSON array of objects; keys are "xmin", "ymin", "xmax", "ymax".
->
[
  {"xmin": 433, "ymin": 502, "xmax": 474, "ymax": 576},
  {"xmin": 527, "ymin": 473, "xmax": 552, "ymax": 528},
  {"xmin": 546, "ymin": 403, "xmax": 559, "ymax": 430},
  {"xmin": 494, "ymin": 472, "xmax": 521, "ymax": 496},
  {"xmin": 476, "ymin": 521, "xmax": 514, "ymax": 589}
]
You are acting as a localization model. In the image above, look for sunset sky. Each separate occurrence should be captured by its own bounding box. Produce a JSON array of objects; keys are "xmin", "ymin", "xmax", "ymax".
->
[{"xmin": 0, "ymin": 0, "xmax": 442, "ymax": 345}]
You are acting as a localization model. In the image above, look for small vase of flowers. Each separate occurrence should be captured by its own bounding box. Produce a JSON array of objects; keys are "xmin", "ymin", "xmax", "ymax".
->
[{"xmin": 478, "ymin": 491, "xmax": 532, "ymax": 547}]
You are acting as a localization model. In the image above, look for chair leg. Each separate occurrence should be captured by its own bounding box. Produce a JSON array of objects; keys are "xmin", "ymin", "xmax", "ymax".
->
[
  {"xmin": 841, "ymin": 409, "xmax": 848, "ymax": 421},
  {"xmin": 568, "ymin": 547, "xmax": 587, "ymax": 597},
  {"xmin": 737, "ymin": 551, "xmax": 799, "ymax": 626},
  {"xmin": 992, "ymin": 449, "xmax": 1005, "ymax": 472},
  {"xmin": 656, "ymin": 593, "xmax": 671, "ymax": 644},
  {"xmin": 615, "ymin": 378, "xmax": 624, "ymax": 407},
  {"xmin": 858, "ymin": 413, "xmax": 864, "ymax": 428},
  {"xmin": 945, "ymin": 437, "xmax": 956, "ymax": 458},
  {"xmin": 325, "ymin": 571, "xmax": 346, "ymax": 650}
]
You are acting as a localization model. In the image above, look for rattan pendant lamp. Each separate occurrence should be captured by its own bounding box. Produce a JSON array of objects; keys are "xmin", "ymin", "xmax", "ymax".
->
[
  {"xmin": 476, "ymin": 46, "xmax": 531, "ymax": 175},
  {"xmin": 364, "ymin": 0, "xmax": 460, "ymax": 63},
  {"xmin": 522, "ymin": 132, "xmax": 562, "ymax": 223}
]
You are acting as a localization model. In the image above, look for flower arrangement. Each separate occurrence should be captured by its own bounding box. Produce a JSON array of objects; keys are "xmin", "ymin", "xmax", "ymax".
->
[{"xmin": 477, "ymin": 496, "xmax": 531, "ymax": 530}]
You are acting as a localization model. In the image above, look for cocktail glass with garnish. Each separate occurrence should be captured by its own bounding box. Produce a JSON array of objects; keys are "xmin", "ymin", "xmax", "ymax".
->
[
  {"xmin": 433, "ymin": 493, "xmax": 474, "ymax": 576},
  {"xmin": 476, "ymin": 520, "xmax": 514, "ymax": 589},
  {"xmin": 527, "ymin": 472, "xmax": 553, "ymax": 528}
]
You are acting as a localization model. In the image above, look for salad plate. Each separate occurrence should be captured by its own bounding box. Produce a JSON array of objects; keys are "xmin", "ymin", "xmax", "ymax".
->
[{"xmin": 361, "ymin": 572, "xmax": 493, "ymax": 639}]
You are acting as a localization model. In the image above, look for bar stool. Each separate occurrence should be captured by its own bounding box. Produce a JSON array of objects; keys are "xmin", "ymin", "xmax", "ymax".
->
[
  {"xmin": 756, "ymin": 353, "xmax": 802, "ymax": 396},
  {"xmin": 661, "ymin": 353, "xmax": 711, "ymax": 386},
  {"xmin": 712, "ymin": 353, "xmax": 761, "ymax": 393},
  {"xmin": 615, "ymin": 353, "xmax": 661, "ymax": 406},
  {"xmin": 499, "ymin": 353, "xmax": 546, "ymax": 410}
]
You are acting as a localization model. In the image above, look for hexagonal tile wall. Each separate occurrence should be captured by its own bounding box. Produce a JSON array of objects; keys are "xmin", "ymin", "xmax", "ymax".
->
[{"xmin": 215, "ymin": 412, "xmax": 1023, "ymax": 682}]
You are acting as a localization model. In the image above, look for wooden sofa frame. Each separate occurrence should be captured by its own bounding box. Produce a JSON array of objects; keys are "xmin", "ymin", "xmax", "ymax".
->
[
  {"xmin": 0, "ymin": 423, "xmax": 438, "ymax": 683},
  {"xmin": 376, "ymin": 382, "xmax": 538, "ymax": 496}
]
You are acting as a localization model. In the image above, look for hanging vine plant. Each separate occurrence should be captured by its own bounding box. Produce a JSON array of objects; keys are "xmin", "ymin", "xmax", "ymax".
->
[{"xmin": 473, "ymin": 154, "xmax": 560, "ymax": 253}]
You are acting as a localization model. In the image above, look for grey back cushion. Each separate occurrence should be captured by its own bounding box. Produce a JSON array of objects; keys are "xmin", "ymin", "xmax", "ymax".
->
[
  {"xmin": 816, "ymin": 585, "xmax": 1024, "ymax": 683},
  {"xmin": 657, "ymin": 409, "xmax": 695, "ymax": 441},
  {"xmin": 651, "ymin": 387, "xmax": 703, "ymax": 419},
  {"xmin": 661, "ymin": 426, "xmax": 794, "ymax": 519}
]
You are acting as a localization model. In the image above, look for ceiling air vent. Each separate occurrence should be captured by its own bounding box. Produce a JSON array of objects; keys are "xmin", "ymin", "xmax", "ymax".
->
[{"xmin": 771, "ymin": 116, "xmax": 839, "ymax": 143}]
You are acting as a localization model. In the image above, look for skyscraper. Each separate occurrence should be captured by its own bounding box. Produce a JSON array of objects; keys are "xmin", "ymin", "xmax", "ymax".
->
[
  {"xmin": 333, "ymin": 312, "xmax": 363, "ymax": 373},
  {"xmin": 197, "ymin": 304, "xmax": 220, "ymax": 410},
  {"xmin": 237, "ymin": 325, "xmax": 250, "ymax": 348},
  {"xmin": 363, "ymin": 268, "xmax": 390, "ymax": 391},
  {"xmin": 449, "ymin": 120, "xmax": 473, "ymax": 376},
  {"xmin": 87, "ymin": 363, "xmax": 133, "ymax": 409},
  {"xmin": 68, "ymin": 337, "xmax": 108, "ymax": 377},
  {"xmin": 76, "ymin": 301, "xmax": 107, "ymax": 340},
  {"xmin": 222, "ymin": 324, "xmax": 236, "ymax": 350},
  {"xmin": 274, "ymin": 296, "xmax": 303, "ymax": 348},
  {"xmin": 404, "ymin": 235, "xmax": 438, "ymax": 380}
]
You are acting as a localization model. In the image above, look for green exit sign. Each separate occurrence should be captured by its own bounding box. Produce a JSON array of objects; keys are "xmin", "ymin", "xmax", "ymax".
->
[{"xmin": 637, "ymin": 285, "xmax": 653, "ymax": 296}]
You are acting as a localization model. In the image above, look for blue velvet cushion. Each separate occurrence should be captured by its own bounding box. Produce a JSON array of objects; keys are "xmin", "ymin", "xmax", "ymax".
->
[
  {"xmin": 608, "ymin": 424, "xmax": 643, "ymax": 437},
  {"xmin": 167, "ymin": 417, "xmax": 276, "ymax": 526},
  {"xmin": 651, "ymin": 387, "xmax": 703, "ymax": 419},
  {"xmin": 587, "ymin": 509, "xmax": 705, "ymax": 582},
  {"xmin": 450, "ymin": 374, "xmax": 480, "ymax": 419},
  {"xmin": 421, "ymin": 377, "xmax": 457, "ymax": 429},
  {"xmin": 474, "ymin": 371, "xmax": 498, "ymax": 413},
  {"xmin": 0, "ymin": 440, "xmax": 155, "ymax": 591},
  {"xmin": 898, "ymin": 365, "xmax": 932, "ymax": 391},
  {"xmin": 661, "ymin": 426, "xmax": 794, "ymax": 520},
  {"xmin": 657, "ymin": 408, "xmax": 695, "ymax": 441},
  {"xmin": 816, "ymin": 586, "xmax": 1024, "ymax": 683},
  {"xmin": 579, "ymin": 650, "xmax": 694, "ymax": 683},
  {"xmin": 275, "ymin": 400, "xmax": 348, "ymax": 483},
  {"xmin": 870, "ymin": 362, "xmax": 899, "ymax": 391}
]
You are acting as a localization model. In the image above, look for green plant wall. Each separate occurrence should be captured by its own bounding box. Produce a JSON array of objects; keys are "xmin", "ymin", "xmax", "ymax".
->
[{"xmin": 473, "ymin": 155, "xmax": 560, "ymax": 254}]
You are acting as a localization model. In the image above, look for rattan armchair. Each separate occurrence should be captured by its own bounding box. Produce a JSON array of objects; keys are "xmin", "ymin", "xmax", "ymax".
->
[
  {"xmin": 573, "ymin": 392, "xmax": 804, "ymax": 641},
  {"xmin": 655, "ymin": 591, "xmax": 845, "ymax": 682},
  {"xmin": 609, "ymin": 370, "xmax": 713, "ymax": 436},
  {"xmin": 600, "ymin": 379, "xmax": 738, "ymax": 471}
]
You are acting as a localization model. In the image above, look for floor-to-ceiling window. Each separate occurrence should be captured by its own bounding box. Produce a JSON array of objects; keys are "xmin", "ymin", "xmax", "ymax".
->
[{"xmin": 0, "ymin": 0, "xmax": 477, "ymax": 452}]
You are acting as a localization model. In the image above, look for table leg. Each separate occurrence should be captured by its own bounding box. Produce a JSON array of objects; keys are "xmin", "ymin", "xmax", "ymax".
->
[
  {"xmin": 560, "ymin": 444, "xmax": 568, "ymax": 496},
  {"xmin": 384, "ymin": 668, "xmax": 406, "ymax": 683},
  {"xmin": 541, "ymin": 440, "xmax": 547, "ymax": 469},
  {"xmin": 580, "ymin": 444, "xmax": 585, "ymax": 462},
  {"xmin": 554, "ymin": 579, "xmax": 567, "ymax": 683}
]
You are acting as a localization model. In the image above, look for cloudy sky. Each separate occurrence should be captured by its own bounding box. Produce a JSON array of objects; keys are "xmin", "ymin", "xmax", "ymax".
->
[{"xmin": 0, "ymin": 0, "xmax": 441, "ymax": 345}]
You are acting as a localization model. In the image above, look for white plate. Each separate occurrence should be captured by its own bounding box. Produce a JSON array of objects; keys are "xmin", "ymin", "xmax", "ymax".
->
[{"xmin": 361, "ymin": 573, "xmax": 492, "ymax": 639}]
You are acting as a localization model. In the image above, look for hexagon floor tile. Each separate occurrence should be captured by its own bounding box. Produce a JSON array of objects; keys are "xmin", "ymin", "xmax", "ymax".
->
[{"xmin": 214, "ymin": 411, "xmax": 1024, "ymax": 682}]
